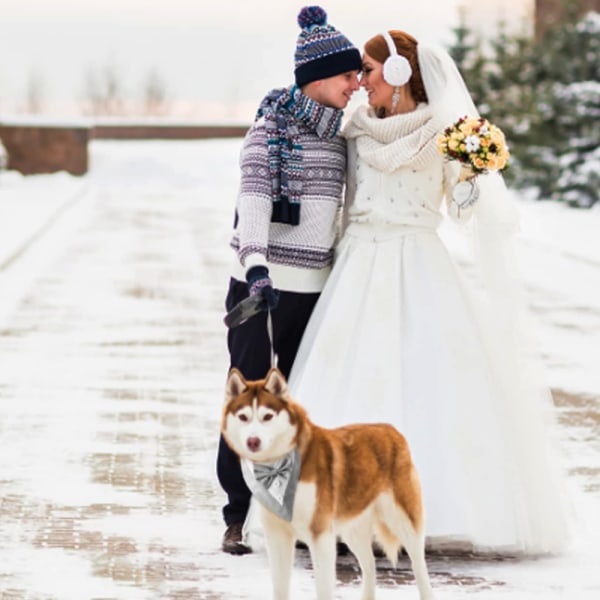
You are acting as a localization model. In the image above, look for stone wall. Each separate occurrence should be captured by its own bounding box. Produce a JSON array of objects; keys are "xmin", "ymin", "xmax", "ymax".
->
[
  {"xmin": 0, "ymin": 122, "xmax": 249, "ymax": 177},
  {"xmin": 0, "ymin": 123, "xmax": 90, "ymax": 176},
  {"xmin": 92, "ymin": 124, "xmax": 249, "ymax": 140}
]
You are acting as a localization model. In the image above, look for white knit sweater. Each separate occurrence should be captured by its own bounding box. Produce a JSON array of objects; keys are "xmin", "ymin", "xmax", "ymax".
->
[
  {"xmin": 230, "ymin": 120, "xmax": 347, "ymax": 292},
  {"xmin": 343, "ymin": 104, "xmax": 473, "ymax": 229}
]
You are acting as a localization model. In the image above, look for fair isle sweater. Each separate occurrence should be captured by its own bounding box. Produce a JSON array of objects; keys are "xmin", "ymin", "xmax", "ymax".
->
[{"xmin": 230, "ymin": 119, "xmax": 347, "ymax": 293}]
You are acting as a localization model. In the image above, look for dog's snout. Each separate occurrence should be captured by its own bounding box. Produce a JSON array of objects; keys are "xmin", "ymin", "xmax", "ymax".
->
[{"xmin": 247, "ymin": 436, "xmax": 261, "ymax": 452}]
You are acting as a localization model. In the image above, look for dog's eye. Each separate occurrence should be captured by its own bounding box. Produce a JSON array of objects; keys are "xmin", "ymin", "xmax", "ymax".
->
[
  {"xmin": 263, "ymin": 413, "xmax": 274, "ymax": 422},
  {"xmin": 238, "ymin": 414, "xmax": 249, "ymax": 422}
]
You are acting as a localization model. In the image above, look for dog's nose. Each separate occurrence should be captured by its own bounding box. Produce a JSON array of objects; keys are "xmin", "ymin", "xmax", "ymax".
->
[{"xmin": 247, "ymin": 437, "xmax": 261, "ymax": 452}]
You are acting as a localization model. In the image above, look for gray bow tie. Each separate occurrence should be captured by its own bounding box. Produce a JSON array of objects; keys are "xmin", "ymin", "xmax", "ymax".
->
[
  {"xmin": 254, "ymin": 454, "xmax": 294, "ymax": 489},
  {"xmin": 241, "ymin": 448, "xmax": 301, "ymax": 522}
]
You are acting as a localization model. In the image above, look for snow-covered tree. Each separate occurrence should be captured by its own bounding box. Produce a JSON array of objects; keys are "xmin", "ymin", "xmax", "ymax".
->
[
  {"xmin": 534, "ymin": 12, "xmax": 600, "ymax": 206},
  {"xmin": 552, "ymin": 79, "xmax": 600, "ymax": 206},
  {"xmin": 449, "ymin": 9, "xmax": 600, "ymax": 206}
]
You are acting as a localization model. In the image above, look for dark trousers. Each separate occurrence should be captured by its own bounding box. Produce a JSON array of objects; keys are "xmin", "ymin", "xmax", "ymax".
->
[{"xmin": 217, "ymin": 277, "xmax": 319, "ymax": 526}]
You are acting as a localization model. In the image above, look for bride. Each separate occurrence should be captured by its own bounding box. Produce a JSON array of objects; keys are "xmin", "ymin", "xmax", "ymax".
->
[{"xmin": 287, "ymin": 30, "xmax": 571, "ymax": 555}]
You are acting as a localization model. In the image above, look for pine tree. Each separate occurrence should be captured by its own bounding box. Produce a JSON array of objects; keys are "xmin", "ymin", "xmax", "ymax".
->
[
  {"xmin": 534, "ymin": 11, "xmax": 600, "ymax": 206},
  {"xmin": 448, "ymin": 7, "xmax": 600, "ymax": 206}
]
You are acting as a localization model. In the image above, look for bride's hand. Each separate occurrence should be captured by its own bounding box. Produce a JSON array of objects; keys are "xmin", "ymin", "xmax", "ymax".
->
[{"xmin": 457, "ymin": 163, "xmax": 477, "ymax": 182}]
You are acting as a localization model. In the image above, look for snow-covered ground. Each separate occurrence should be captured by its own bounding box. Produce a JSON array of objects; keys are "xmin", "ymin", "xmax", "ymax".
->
[
  {"xmin": 0, "ymin": 139, "xmax": 598, "ymax": 599},
  {"xmin": 2, "ymin": 140, "xmax": 599, "ymax": 397}
]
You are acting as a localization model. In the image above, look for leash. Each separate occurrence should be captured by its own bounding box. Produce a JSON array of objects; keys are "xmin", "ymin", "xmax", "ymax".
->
[{"xmin": 266, "ymin": 309, "xmax": 278, "ymax": 368}]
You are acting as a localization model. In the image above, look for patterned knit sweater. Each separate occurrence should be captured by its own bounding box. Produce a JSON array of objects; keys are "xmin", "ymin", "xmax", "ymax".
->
[{"xmin": 230, "ymin": 119, "xmax": 347, "ymax": 293}]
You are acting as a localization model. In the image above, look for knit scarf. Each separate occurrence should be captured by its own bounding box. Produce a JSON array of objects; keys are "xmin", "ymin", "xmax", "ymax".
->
[
  {"xmin": 343, "ymin": 104, "xmax": 444, "ymax": 174},
  {"xmin": 256, "ymin": 85, "xmax": 343, "ymax": 225}
]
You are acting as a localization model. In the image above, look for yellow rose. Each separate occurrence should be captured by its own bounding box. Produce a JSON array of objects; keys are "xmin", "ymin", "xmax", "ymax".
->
[
  {"xmin": 473, "ymin": 157, "xmax": 486, "ymax": 170},
  {"xmin": 486, "ymin": 156, "xmax": 499, "ymax": 170},
  {"xmin": 458, "ymin": 122, "xmax": 471, "ymax": 135},
  {"xmin": 489, "ymin": 126, "xmax": 507, "ymax": 146}
]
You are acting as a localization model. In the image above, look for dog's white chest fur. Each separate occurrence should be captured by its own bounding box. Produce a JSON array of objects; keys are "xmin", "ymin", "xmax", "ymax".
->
[{"xmin": 289, "ymin": 481, "xmax": 317, "ymax": 540}]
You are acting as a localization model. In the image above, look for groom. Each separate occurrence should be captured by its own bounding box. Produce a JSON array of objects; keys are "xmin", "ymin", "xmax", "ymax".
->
[{"xmin": 217, "ymin": 5, "xmax": 362, "ymax": 554}]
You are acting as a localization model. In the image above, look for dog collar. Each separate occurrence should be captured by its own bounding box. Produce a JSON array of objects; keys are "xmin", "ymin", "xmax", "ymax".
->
[{"xmin": 241, "ymin": 448, "xmax": 301, "ymax": 522}]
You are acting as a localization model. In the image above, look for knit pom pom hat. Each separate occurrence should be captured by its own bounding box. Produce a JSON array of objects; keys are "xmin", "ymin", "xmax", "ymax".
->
[{"xmin": 294, "ymin": 6, "xmax": 362, "ymax": 87}]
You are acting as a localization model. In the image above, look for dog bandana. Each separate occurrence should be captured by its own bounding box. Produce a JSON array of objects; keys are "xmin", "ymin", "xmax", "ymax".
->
[{"xmin": 241, "ymin": 448, "xmax": 301, "ymax": 522}]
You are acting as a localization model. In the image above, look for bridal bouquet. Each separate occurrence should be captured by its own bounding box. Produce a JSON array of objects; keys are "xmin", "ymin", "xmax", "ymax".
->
[{"xmin": 437, "ymin": 116, "xmax": 510, "ymax": 176}]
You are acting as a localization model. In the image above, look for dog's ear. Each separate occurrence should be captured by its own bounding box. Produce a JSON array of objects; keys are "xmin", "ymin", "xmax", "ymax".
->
[
  {"xmin": 225, "ymin": 368, "xmax": 247, "ymax": 404},
  {"xmin": 263, "ymin": 367, "xmax": 288, "ymax": 398}
]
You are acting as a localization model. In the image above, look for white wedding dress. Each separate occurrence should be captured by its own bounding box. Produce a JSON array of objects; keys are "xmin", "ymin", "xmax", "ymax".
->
[{"xmin": 287, "ymin": 105, "xmax": 571, "ymax": 555}]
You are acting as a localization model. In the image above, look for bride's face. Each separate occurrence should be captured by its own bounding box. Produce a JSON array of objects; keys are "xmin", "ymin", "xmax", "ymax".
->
[{"xmin": 360, "ymin": 52, "xmax": 394, "ymax": 113}]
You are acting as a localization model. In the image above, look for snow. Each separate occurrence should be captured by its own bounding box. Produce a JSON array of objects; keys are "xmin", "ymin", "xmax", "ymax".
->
[{"xmin": 0, "ymin": 138, "xmax": 598, "ymax": 599}]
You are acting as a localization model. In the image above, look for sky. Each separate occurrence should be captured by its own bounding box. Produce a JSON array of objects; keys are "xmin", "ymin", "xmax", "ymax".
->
[{"xmin": 0, "ymin": 0, "xmax": 533, "ymax": 122}]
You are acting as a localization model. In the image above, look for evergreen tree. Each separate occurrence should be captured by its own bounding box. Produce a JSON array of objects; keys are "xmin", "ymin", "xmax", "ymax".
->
[
  {"xmin": 448, "ymin": 6, "xmax": 600, "ymax": 206},
  {"xmin": 533, "ymin": 11, "xmax": 600, "ymax": 206}
]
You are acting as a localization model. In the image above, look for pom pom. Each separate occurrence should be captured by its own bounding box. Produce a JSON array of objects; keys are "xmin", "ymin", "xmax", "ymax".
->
[{"xmin": 297, "ymin": 6, "xmax": 327, "ymax": 29}]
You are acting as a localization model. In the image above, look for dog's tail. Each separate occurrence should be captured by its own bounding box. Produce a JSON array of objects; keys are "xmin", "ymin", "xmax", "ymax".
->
[
  {"xmin": 373, "ymin": 520, "xmax": 402, "ymax": 566},
  {"xmin": 374, "ymin": 489, "xmax": 426, "ymax": 567}
]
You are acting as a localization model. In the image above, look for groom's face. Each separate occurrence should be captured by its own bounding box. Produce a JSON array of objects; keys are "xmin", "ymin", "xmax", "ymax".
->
[{"xmin": 308, "ymin": 71, "xmax": 361, "ymax": 109}]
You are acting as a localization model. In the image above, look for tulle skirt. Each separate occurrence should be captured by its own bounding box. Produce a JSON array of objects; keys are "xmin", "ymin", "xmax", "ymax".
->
[{"xmin": 288, "ymin": 225, "xmax": 571, "ymax": 555}]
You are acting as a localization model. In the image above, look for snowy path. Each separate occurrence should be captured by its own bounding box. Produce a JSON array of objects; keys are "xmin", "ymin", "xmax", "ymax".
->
[{"xmin": 0, "ymin": 140, "xmax": 598, "ymax": 599}]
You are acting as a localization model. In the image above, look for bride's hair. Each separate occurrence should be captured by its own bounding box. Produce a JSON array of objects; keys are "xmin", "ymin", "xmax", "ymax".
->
[{"xmin": 364, "ymin": 30, "xmax": 428, "ymax": 103}]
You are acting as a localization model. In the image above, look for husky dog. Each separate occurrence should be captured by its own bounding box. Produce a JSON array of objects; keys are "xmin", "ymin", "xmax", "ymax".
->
[{"xmin": 222, "ymin": 367, "xmax": 435, "ymax": 600}]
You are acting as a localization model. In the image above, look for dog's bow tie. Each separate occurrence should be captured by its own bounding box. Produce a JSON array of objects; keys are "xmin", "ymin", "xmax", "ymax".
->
[
  {"xmin": 254, "ymin": 454, "xmax": 294, "ymax": 489},
  {"xmin": 241, "ymin": 448, "xmax": 301, "ymax": 522}
]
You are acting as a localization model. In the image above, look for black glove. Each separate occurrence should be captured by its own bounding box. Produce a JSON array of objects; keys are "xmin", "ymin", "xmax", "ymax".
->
[{"xmin": 246, "ymin": 265, "xmax": 280, "ymax": 311}]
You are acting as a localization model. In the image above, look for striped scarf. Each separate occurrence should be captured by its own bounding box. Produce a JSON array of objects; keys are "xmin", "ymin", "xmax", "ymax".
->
[{"xmin": 256, "ymin": 85, "xmax": 343, "ymax": 225}]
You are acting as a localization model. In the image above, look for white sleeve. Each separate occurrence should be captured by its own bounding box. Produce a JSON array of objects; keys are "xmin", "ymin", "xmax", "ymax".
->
[{"xmin": 235, "ymin": 125, "xmax": 272, "ymax": 268}]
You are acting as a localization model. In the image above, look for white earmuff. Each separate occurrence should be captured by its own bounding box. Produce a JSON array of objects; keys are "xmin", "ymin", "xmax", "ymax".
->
[{"xmin": 381, "ymin": 31, "xmax": 412, "ymax": 87}]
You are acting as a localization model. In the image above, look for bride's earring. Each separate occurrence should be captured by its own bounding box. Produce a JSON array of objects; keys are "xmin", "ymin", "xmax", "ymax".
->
[{"xmin": 391, "ymin": 86, "xmax": 400, "ymax": 113}]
